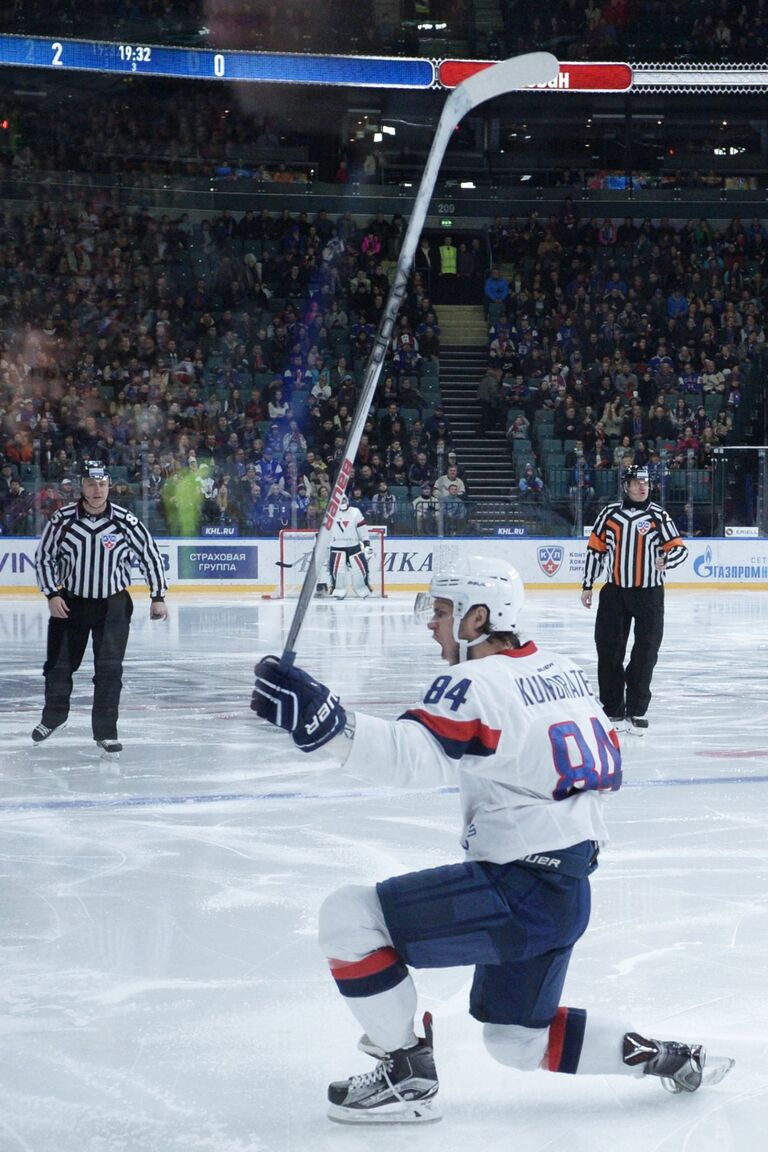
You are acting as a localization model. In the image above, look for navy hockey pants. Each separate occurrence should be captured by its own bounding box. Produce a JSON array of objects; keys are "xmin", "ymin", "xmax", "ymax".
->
[{"xmin": 376, "ymin": 843, "xmax": 595, "ymax": 1029}]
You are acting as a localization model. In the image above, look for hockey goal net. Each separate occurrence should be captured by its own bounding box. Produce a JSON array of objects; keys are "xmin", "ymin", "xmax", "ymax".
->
[{"xmin": 277, "ymin": 526, "xmax": 387, "ymax": 598}]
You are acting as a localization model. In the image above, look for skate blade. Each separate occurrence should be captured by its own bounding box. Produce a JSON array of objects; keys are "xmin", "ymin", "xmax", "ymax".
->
[
  {"xmin": 98, "ymin": 747, "xmax": 121, "ymax": 762},
  {"xmin": 702, "ymin": 1056, "xmax": 735, "ymax": 1087},
  {"xmin": 32, "ymin": 720, "xmax": 69, "ymax": 744},
  {"xmin": 328, "ymin": 1099, "xmax": 441, "ymax": 1125},
  {"xmin": 662, "ymin": 1055, "xmax": 735, "ymax": 1094}
]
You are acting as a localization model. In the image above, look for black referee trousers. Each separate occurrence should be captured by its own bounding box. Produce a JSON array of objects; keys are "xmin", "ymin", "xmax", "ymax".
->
[
  {"xmin": 42, "ymin": 590, "xmax": 133, "ymax": 741},
  {"xmin": 594, "ymin": 583, "xmax": 664, "ymax": 719}
]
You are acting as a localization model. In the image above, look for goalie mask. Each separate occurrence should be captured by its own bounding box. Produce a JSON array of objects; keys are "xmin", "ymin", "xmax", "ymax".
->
[
  {"xmin": 415, "ymin": 556, "xmax": 525, "ymax": 657},
  {"xmin": 338, "ymin": 494, "xmax": 350, "ymax": 512}
]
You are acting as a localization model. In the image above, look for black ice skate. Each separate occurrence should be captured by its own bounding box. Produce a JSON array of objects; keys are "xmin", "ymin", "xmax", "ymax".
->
[
  {"xmin": 625, "ymin": 716, "xmax": 649, "ymax": 736},
  {"xmin": 328, "ymin": 1012, "xmax": 440, "ymax": 1124},
  {"xmin": 31, "ymin": 720, "xmax": 67, "ymax": 744},
  {"xmin": 95, "ymin": 739, "xmax": 123, "ymax": 761},
  {"xmin": 623, "ymin": 1031, "xmax": 734, "ymax": 1094}
]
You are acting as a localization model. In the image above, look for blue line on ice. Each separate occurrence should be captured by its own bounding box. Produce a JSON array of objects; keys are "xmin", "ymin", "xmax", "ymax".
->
[{"xmin": 1, "ymin": 774, "xmax": 767, "ymax": 813}]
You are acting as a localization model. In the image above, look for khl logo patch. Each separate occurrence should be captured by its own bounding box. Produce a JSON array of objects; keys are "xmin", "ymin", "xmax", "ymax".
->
[
  {"xmin": 537, "ymin": 545, "xmax": 563, "ymax": 577},
  {"xmin": 101, "ymin": 534, "xmax": 118, "ymax": 550}
]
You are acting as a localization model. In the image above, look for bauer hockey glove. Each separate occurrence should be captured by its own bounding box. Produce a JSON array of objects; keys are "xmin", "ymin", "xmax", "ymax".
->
[{"xmin": 251, "ymin": 656, "xmax": 347, "ymax": 752}]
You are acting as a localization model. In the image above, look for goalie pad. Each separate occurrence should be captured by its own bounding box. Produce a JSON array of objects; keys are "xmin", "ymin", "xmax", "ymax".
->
[
  {"xmin": 350, "ymin": 549, "xmax": 372, "ymax": 597},
  {"xmin": 329, "ymin": 548, "xmax": 347, "ymax": 595}
]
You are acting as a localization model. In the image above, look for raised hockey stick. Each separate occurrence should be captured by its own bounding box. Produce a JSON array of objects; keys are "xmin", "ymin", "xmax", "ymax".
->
[{"xmin": 280, "ymin": 51, "xmax": 559, "ymax": 666}]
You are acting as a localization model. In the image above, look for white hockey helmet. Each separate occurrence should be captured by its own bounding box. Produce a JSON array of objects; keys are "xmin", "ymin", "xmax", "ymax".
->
[
  {"xmin": 416, "ymin": 555, "xmax": 525, "ymax": 646},
  {"xmin": 339, "ymin": 493, "xmax": 350, "ymax": 511}
]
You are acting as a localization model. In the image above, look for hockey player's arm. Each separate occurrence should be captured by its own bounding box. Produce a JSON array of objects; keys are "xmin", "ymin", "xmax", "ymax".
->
[
  {"xmin": 252, "ymin": 657, "xmax": 348, "ymax": 752},
  {"xmin": 343, "ymin": 711, "xmax": 458, "ymax": 789},
  {"xmin": 354, "ymin": 509, "xmax": 372, "ymax": 557},
  {"xmin": 251, "ymin": 659, "xmax": 459, "ymax": 785},
  {"xmin": 346, "ymin": 671, "xmax": 501, "ymax": 789}
]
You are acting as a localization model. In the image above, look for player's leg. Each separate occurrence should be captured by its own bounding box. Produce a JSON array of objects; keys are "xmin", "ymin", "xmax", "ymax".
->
[
  {"xmin": 328, "ymin": 548, "xmax": 340, "ymax": 596},
  {"xmin": 624, "ymin": 585, "xmax": 664, "ymax": 725},
  {"xmin": 319, "ymin": 882, "xmax": 434, "ymax": 1122},
  {"xmin": 594, "ymin": 583, "xmax": 631, "ymax": 721},
  {"xmin": 330, "ymin": 549, "xmax": 348, "ymax": 599},
  {"xmin": 320, "ymin": 856, "xmax": 541, "ymax": 1122},
  {"xmin": 476, "ymin": 851, "xmax": 733, "ymax": 1092},
  {"xmin": 484, "ymin": 1004, "xmax": 733, "ymax": 1092},
  {"xmin": 90, "ymin": 591, "xmax": 133, "ymax": 745},
  {"xmin": 349, "ymin": 548, "xmax": 371, "ymax": 598},
  {"xmin": 36, "ymin": 596, "xmax": 91, "ymax": 738},
  {"xmin": 319, "ymin": 883, "xmax": 418, "ymax": 1052}
]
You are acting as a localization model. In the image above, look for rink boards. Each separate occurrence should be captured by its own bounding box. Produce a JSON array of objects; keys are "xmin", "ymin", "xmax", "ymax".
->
[{"xmin": 2, "ymin": 535, "xmax": 768, "ymax": 593}]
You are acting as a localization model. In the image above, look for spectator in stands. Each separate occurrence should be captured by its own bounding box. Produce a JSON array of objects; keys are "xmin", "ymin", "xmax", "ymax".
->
[
  {"xmin": 0, "ymin": 461, "xmax": 15, "ymax": 504},
  {"xmin": 554, "ymin": 402, "xmax": 584, "ymax": 444},
  {"xmin": 397, "ymin": 377, "xmax": 427, "ymax": 409},
  {"xmin": 412, "ymin": 482, "xmax": 438, "ymax": 534},
  {"xmin": 438, "ymin": 483, "xmax": 467, "ymax": 534},
  {"xmin": 648, "ymin": 404, "xmax": 677, "ymax": 444},
  {"xmin": 675, "ymin": 425, "xmax": 701, "ymax": 456},
  {"xmin": 371, "ymin": 480, "xmax": 397, "ymax": 528},
  {"xmin": 2, "ymin": 478, "xmax": 34, "ymax": 535},
  {"xmin": 506, "ymin": 413, "xmax": 531, "ymax": 443},
  {"xmin": 414, "ymin": 237, "xmax": 434, "ymax": 293},
  {"xmin": 477, "ymin": 364, "xmax": 504, "ymax": 435},
  {"xmin": 417, "ymin": 323, "xmax": 441, "ymax": 364},
  {"xmin": 484, "ymin": 266, "xmax": 510, "ymax": 323},
  {"xmin": 408, "ymin": 451, "xmax": 434, "ymax": 491},
  {"xmin": 590, "ymin": 429, "xmax": 613, "ymax": 470},
  {"xmin": 438, "ymin": 235, "xmax": 458, "ymax": 302},
  {"xmin": 503, "ymin": 373, "xmax": 533, "ymax": 415},
  {"xmin": 613, "ymin": 435, "xmax": 633, "ymax": 467},
  {"xmin": 622, "ymin": 402, "xmax": 650, "ymax": 443},
  {"xmin": 433, "ymin": 464, "xmax": 466, "ymax": 501},
  {"xmin": 518, "ymin": 462, "xmax": 544, "ymax": 502},
  {"xmin": 569, "ymin": 455, "xmax": 596, "ymax": 523}
]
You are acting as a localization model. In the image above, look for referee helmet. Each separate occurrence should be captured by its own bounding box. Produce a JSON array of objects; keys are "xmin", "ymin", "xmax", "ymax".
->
[
  {"xmin": 80, "ymin": 460, "xmax": 110, "ymax": 481},
  {"xmin": 622, "ymin": 465, "xmax": 649, "ymax": 486}
]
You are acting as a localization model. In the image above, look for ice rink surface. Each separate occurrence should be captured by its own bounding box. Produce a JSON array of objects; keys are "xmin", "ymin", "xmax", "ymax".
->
[{"xmin": 1, "ymin": 587, "xmax": 767, "ymax": 1152}]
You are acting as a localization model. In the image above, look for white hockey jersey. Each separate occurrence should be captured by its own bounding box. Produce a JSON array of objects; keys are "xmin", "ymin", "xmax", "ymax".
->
[
  {"xmin": 344, "ymin": 641, "xmax": 621, "ymax": 863},
  {"xmin": 330, "ymin": 505, "xmax": 370, "ymax": 549}
]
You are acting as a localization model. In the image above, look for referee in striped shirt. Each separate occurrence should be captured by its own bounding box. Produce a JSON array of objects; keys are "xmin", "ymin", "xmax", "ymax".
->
[
  {"xmin": 580, "ymin": 465, "xmax": 687, "ymax": 734},
  {"xmin": 33, "ymin": 460, "xmax": 168, "ymax": 757}
]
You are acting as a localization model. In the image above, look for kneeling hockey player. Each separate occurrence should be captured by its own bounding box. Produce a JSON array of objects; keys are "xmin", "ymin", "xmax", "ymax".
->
[{"xmin": 251, "ymin": 555, "xmax": 733, "ymax": 1123}]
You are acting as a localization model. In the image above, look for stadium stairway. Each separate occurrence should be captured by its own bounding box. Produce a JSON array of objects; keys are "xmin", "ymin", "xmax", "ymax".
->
[{"xmin": 437, "ymin": 304, "xmax": 516, "ymax": 506}]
